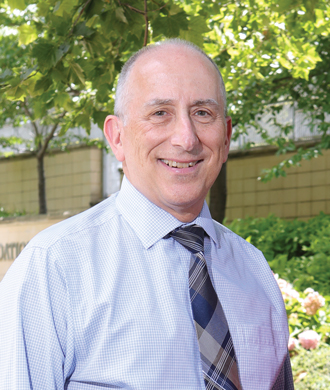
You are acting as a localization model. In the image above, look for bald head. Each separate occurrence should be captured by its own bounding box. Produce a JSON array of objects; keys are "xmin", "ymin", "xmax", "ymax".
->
[{"xmin": 114, "ymin": 39, "xmax": 227, "ymax": 122}]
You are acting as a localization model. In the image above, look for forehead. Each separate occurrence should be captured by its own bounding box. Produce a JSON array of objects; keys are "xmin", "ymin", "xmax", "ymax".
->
[{"xmin": 126, "ymin": 45, "xmax": 222, "ymax": 107}]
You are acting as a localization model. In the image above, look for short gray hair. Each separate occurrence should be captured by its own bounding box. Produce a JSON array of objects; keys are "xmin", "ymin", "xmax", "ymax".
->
[{"xmin": 114, "ymin": 39, "xmax": 227, "ymax": 120}]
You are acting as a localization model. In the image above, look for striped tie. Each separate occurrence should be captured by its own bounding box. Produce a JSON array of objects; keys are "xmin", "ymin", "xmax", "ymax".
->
[{"xmin": 167, "ymin": 224, "xmax": 242, "ymax": 390}]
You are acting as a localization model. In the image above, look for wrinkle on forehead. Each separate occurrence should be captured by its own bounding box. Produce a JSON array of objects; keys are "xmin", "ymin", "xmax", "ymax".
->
[
  {"xmin": 124, "ymin": 47, "xmax": 225, "ymax": 120},
  {"xmin": 144, "ymin": 98, "xmax": 220, "ymax": 108}
]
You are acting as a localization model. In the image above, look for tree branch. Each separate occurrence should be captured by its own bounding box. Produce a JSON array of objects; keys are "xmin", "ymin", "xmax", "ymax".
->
[
  {"xmin": 271, "ymin": 76, "xmax": 293, "ymax": 84},
  {"xmin": 144, "ymin": 0, "xmax": 148, "ymax": 46},
  {"xmin": 22, "ymin": 99, "xmax": 39, "ymax": 137},
  {"xmin": 120, "ymin": 1, "xmax": 166, "ymax": 16},
  {"xmin": 67, "ymin": 86, "xmax": 81, "ymax": 96},
  {"xmin": 68, "ymin": 0, "xmax": 93, "ymax": 36},
  {"xmin": 150, "ymin": 0, "xmax": 167, "ymax": 11},
  {"xmin": 121, "ymin": 3, "xmax": 145, "ymax": 15},
  {"xmin": 37, "ymin": 112, "xmax": 67, "ymax": 159}
]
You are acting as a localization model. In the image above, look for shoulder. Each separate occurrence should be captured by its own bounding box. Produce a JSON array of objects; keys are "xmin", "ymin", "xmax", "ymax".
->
[
  {"xmin": 24, "ymin": 194, "xmax": 121, "ymax": 253},
  {"xmin": 212, "ymin": 219, "xmax": 263, "ymax": 253},
  {"xmin": 2, "ymin": 194, "xmax": 123, "ymax": 288}
]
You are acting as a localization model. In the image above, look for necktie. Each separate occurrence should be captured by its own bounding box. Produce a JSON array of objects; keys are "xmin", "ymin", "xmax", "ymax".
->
[{"xmin": 167, "ymin": 224, "xmax": 242, "ymax": 390}]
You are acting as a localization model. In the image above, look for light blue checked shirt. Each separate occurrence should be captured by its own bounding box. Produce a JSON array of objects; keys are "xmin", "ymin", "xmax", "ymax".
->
[{"xmin": 0, "ymin": 177, "xmax": 293, "ymax": 390}]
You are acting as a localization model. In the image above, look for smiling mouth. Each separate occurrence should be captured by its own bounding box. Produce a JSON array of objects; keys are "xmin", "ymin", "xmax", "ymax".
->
[{"xmin": 160, "ymin": 159, "xmax": 201, "ymax": 168}]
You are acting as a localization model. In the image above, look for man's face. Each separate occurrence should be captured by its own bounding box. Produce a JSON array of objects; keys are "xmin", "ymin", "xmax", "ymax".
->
[{"xmin": 106, "ymin": 46, "xmax": 231, "ymax": 222}]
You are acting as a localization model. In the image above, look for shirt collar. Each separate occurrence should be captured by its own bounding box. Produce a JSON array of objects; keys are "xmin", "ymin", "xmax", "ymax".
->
[{"xmin": 116, "ymin": 176, "xmax": 219, "ymax": 249}]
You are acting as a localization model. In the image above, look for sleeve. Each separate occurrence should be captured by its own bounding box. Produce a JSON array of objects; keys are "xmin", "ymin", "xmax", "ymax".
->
[
  {"xmin": 0, "ymin": 246, "xmax": 75, "ymax": 389},
  {"xmin": 272, "ymin": 351, "xmax": 295, "ymax": 390}
]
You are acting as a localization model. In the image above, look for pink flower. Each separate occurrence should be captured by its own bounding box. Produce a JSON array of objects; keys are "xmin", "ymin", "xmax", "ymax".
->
[
  {"xmin": 276, "ymin": 278, "xmax": 300, "ymax": 300},
  {"xmin": 302, "ymin": 291, "xmax": 325, "ymax": 315},
  {"xmin": 298, "ymin": 330, "xmax": 320, "ymax": 350},
  {"xmin": 288, "ymin": 337, "xmax": 297, "ymax": 351}
]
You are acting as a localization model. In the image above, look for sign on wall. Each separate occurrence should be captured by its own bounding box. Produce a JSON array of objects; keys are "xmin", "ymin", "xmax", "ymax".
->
[{"xmin": 0, "ymin": 242, "xmax": 28, "ymax": 261}]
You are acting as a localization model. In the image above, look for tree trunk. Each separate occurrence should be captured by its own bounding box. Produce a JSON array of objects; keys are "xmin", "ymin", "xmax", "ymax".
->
[
  {"xmin": 37, "ymin": 154, "xmax": 47, "ymax": 214},
  {"xmin": 209, "ymin": 161, "xmax": 227, "ymax": 224}
]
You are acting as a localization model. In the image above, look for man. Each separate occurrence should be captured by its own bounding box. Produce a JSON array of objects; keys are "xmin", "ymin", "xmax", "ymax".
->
[{"xmin": 0, "ymin": 40, "xmax": 293, "ymax": 389}]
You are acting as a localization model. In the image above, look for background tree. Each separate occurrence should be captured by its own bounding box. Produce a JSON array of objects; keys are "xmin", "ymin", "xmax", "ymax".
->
[
  {"xmin": 0, "ymin": 0, "xmax": 209, "ymax": 214},
  {"xmin": 202, "ymin": 0, "xmax": 330, "ymax": 221},
  {"xmin": 1, "ymin": 0, "xmax": 329, "ymax": 219}
]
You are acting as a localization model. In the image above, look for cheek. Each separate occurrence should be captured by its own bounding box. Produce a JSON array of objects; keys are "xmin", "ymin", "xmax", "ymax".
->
[
  {"xmin": 201, "ymin": 131, "xmax": 224, "ymax": 154},
  {"xmin": 121, "ymin": 127, "xmax": 144, "ymax": 161},
  {"xmin": 128, "ymin": 127, "xmax": 166, "ymax": 162}
]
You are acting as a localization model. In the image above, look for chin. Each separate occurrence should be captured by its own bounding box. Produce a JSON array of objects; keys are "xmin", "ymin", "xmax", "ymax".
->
[{"xmin": 164, "ymin": 193, "xmax": 205, "ymax": 211}]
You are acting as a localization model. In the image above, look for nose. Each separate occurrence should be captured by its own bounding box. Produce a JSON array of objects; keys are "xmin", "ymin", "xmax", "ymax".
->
[{"xmin": 170, "ymin": 112, "xmax": 200, "ymax": 152}]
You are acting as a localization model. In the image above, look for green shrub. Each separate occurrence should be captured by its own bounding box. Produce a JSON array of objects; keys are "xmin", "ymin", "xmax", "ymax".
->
[
  {"xmin": 291, "ymin": 343, "xmax": 330, "ymax": 389},
  {"xmin": 226, "ymin": 213, "xmax": 330, "ymax": 295},
  {"xmin": 277, "ymin": 281, "xmax": 330, "ymax": 344},
  {"xmin": 0, "ymin": 206, "xmax": 25, "ymax": 219},
  {"xmin": 227, "ymin": 214, "xmax": 330, "ymax": 385}
]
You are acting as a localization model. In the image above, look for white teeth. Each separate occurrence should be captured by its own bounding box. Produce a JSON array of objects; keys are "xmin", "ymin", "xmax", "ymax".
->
[{"xmin": 161, "ymin": 159, "xmax": 198, "ymax": 168}]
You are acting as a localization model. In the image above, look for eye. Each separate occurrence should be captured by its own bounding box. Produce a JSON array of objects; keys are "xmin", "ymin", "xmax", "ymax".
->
[
  {"xmin": 194, "ymin": 109, "xmax": 214, "ymax": 123},
  {"xmin": 195, "ymin": 110, "xmax": 209, "ymax": 117},
  {"xmin": 154, "ymin": 110, "xmax": 167, "ymax": 116}
]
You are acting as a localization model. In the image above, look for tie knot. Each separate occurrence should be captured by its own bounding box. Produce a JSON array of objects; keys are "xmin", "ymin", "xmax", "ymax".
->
[{"xmin": 167, "ymin": 224, "xmax": 205, "ymax": 254}]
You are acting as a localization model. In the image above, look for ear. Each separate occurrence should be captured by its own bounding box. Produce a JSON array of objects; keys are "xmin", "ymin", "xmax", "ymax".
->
[
  {"xmin": 223, "ymin": 116, "xmax": 232, "ymax": 162},
  {"xmin": 104, "ymin": 115, "xmax": 125, "ymax": 162}
]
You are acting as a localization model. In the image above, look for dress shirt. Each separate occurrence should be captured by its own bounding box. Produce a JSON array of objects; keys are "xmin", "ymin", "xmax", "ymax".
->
[{"xmin": 0, "ymin": 176, "xmax": 293, "ymax": 390}]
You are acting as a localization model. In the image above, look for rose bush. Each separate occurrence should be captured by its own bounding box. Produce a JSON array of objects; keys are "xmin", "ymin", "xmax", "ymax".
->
[
  {"xmin": 298, "ymin": 330, "xmax": 321, "ymax": 350},
  {"xmin": 275, "ymin": 276, "xmax": 330, "ymax": 387},
  {"xmin": 274, "ymin": 275, "xmax": 329, "ymax": 351}
]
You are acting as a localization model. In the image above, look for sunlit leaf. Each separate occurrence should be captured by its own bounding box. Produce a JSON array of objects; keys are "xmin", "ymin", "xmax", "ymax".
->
[
  {"xmin": 9, "ymin": 0, "xmax": 26, "ymax": 11},
  {"xmin": 18, "ymin": 24, "xmax": 38, "ymax": 45}
]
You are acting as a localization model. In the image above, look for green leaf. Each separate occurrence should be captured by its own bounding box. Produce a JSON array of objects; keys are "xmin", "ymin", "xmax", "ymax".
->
[
  {"xmin": 54, "ymin": 92, "xmax": 71, "ymax": 110},
  {"xmin": 92, "ymin": 110, "xmax": 107, "ymax": 130},
  {"xmin": 179, "ymin": 15, "xmax": 209, "ymax": 47},
  {"xmin": 252, "ymin": 68, "xmax": 264, "ymax": 79},
  {"xmin": 37, "ymin": 2, "xmax": 50, "ymax": 16},
  {"xmin": 32, "ymin": 41, "xmax": 57, "ymax": 70},
  {"xmin": 31, "ymin": 41, "xmax": 69, "ymax": 71},
  {"xmin": 153, "ymin": 12, "xmax": 189, "ymax": 38},
  {"xmin": 74, "ymin": 22, "xmax": 94, "ymax": 37},
  {"xmin": 278, "ymin": 56, "xmax": 292, "ymax": 69},
  {"xmin": 15, "ymin": 86, "xmax": 26, "ymax": 101},
  {"xmin": 115, "ymin": 7, "xmax": 128, "ymax": 24},
  {"xmin": 292, "ymin": 67, "xmax": 310, "ymax": 80},
  {"xmin": 85, "ymin": 15, "xmax": 99, "ymax": 28},
  {"xmin": 18, "ymin": 24, "xmax": 38, "ymax": 46},
  {"xmin": 5, "ymin": 86, "xmax": 25, "ymax": 101},
  {"xmin": 20, "ymin": 66, "xmax": 37, "ymax": 80},
  {"xmin": 34, "ymin": 76, "xmax": 52, "ymax": 94},
  {"xmin": 0, "ymin": 69, "xmax": 13, "ymax": 80},
  {"xmin": 69, "ymin": 62, "xmax": 85, "ymax": 85},
  {"xmin": 50, "ymin": 68, "xmax": 67, "ymax": 83},
  {"xmin": 9, "ymin": 0, "xmax": 26, "ymax": 10},
  {"xmin": 54, "ymin": 0, "xmax": 79, "ymax": 17},
  {"xmin": 76, "ymin": 113, "xmax": 91, "ymax": 130}
]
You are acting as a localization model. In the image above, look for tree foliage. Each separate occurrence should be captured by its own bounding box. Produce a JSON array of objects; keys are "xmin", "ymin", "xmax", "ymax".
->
[
  {"xmin": 0, "ymin": 0, "xmax": 329, "ymax": 214},
  {"xmin": 201, "ymin": 0, "xmax": 330, "ymax": 181}
]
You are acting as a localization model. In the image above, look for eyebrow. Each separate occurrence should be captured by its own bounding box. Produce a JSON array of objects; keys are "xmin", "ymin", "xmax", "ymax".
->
[
  {"xmin": 144, "ymin": 98, "xmax": 219, "ymax": 108},
  {"xmin": 193, "ymin": 99, "xmax": 219, "ymax": 107},
  {"xmin": 144, "ymin": 99, "xmax": 174, "ymax": 107}
]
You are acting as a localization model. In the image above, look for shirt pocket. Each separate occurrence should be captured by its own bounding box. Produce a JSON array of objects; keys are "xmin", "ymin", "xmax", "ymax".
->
[
  {"xmin": 232, "ymin": 325, "xmax": 289, "ymax": 390},
  {"xmin": 67, "ymin": 381, "xmax": 124, "ymax": 389},
  {"xmin": 234, "ymin": 324, "xmax": 288, "ymax": 348}
]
